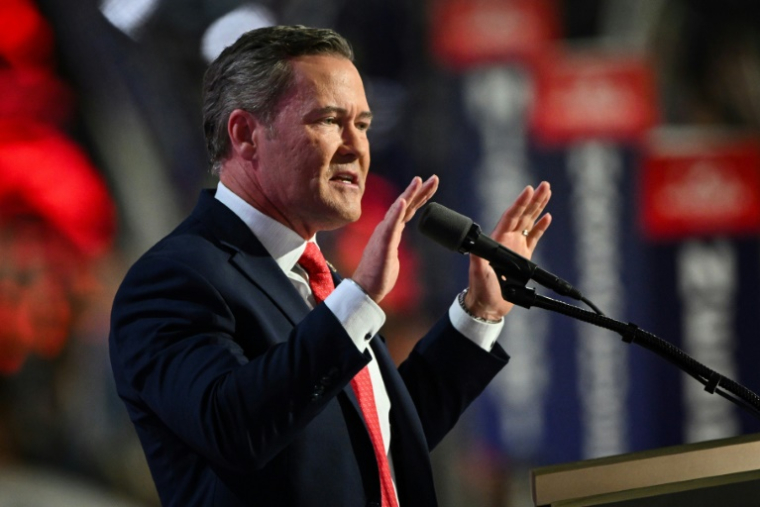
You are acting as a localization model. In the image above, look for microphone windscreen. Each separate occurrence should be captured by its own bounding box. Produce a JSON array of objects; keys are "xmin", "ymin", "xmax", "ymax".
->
[{"xmin": 418, "ymin": 202, "xmax": 473, "ymax": 251}]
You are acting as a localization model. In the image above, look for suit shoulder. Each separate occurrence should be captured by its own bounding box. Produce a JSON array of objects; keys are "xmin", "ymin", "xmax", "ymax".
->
[{"xmin": 147, "ymin": 209, "xmax": 239, "ymax": 260}]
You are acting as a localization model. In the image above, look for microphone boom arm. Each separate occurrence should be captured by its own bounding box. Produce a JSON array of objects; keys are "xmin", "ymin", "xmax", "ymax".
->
[{"xmin": 490, "ymin": 261, "xmax": 760, "ymax": 421}]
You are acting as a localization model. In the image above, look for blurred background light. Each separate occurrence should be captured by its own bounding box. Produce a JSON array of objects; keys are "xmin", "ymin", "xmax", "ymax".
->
[
  {"xmin": 201, "ymin": 4, "xmax": 275, "ymax": 63},
  {"xmin": 99, "ymin": 0, "xmax": 160, "ymax": 40}
]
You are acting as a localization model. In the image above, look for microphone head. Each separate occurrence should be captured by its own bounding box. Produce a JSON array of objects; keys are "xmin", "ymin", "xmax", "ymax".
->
[{"xmin": 418, "ymin": 202, "xmax": 473, "ymax": 252}]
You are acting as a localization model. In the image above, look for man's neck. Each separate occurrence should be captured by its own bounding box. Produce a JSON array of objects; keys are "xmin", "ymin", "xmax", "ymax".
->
[{"xmin": 219, "ymin": 165, "xmax": 314, "ymax": 239}]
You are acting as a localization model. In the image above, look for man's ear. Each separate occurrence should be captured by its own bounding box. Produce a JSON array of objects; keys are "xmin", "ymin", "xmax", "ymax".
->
[{"xmin": 227, "ymin": 109, "xmax": 259, "ymax": 161}]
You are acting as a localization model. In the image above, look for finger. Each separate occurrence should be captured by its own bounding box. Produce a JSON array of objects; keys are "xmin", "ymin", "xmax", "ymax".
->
[
  {"xmin": 492, "ymin": 185, "xmax": 535, "ymax": 235},
  {"xmin": 398, "ymin": 176, "xmax": 423, "ymax": 203},
  {"xmin": 524, "ymin": 182, "xmax": 552, "ymax": 223},
  {"xmin": 386, "ymin": 197, "xmax": 407, "ymax": 247},
  {"xmin": 383, "ymin": 194, "xmax": 407, "ymax": 229},
  {"xmin": 406, "ymin": 175, "xmax": 437, "ymax": 205},
  {"xmin": 378, "ymin": 177, "xmax": 420, "ymax": 226},
  {"xmin": 404, "ymin": 175, "xmax": 439, "ymax": 221},
  {"xmin": 513, "ymin": 182, "xmax": 551, "ymax": 233},
  {"xmin": 526, "ymin": 213, "xmax": 552, "ymax": 249}
]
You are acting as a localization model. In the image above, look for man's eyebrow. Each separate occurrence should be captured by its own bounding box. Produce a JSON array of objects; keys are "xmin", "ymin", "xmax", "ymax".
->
[{"xmin": 310, "ymin": 106, "xmax": 373, "ymax": 120}]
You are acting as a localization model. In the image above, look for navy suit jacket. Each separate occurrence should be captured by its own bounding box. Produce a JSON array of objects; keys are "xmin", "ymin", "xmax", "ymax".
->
[{"xmin": 109, "ymin": 190, "xmax": 509, "ymax": 506}]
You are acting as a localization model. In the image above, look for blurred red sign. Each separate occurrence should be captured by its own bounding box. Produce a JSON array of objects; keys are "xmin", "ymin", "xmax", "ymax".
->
[
  {"xmin": 430, "ymin": 0, "xmax": 559, "ymax": 69},
  {"xmin": 530, "ymin": 51, "xmax": 658, "ymax": 144},
  {"xmin": 640, "ymin": 131, "xmax": 760, "ymax": 240}
]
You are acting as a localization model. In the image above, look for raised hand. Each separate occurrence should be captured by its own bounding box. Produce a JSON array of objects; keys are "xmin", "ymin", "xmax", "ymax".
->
[
  {"xmin": 352, "ymin": 175, "xmax": 439, "ymax": 302},
  {"xmin": 465, "ymin": 181, "xmax": 552, "ymax": 320}
]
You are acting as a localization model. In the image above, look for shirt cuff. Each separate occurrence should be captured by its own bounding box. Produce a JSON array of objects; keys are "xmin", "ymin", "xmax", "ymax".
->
[
  {"xmin": 324, "ymin": 279, "xmax": 386, "ymax": 353},
  {"xmin": 448, "ymin": 296, "xmax": 504, "ymax": 351}
]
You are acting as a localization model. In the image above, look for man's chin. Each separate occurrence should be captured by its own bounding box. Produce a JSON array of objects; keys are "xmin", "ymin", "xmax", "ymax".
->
[{"xmin": 318, "ymin": 204, "xmax": 362, "ymax": 231}]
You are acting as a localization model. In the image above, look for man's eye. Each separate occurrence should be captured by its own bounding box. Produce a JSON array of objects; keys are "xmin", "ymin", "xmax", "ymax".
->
[
  {"xmin": 356, "ymin": 122, "xmax": 371, "ymax": 131},
  {"xmin": 321, "ymin": 117, "xmax": 338, "ymax": 125}
]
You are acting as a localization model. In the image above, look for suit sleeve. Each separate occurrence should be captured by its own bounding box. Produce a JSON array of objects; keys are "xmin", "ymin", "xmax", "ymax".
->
[
  {"xmin": 109, "ymin": 254, "xmax": 369, "ymax": 472},
  {"xmin": 396, "ymin": 316, "xmax": 510, "ymax": 450}
]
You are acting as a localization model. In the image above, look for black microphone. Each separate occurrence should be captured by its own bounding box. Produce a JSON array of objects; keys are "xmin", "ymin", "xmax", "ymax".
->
[{"xmin": 418, "ymin": 202, "xmax": 582, "ymax": 300}]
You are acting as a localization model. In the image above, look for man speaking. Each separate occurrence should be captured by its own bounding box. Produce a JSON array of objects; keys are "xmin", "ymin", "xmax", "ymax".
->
[{"xmin": 109, "ymin": 25, "xmax": 552, "ymax": 507}]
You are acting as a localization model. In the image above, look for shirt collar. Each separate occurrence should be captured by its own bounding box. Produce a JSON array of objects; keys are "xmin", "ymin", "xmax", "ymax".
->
[{"xmin": 215, "ymin": 181, "xmax": 315, "ymax": 274}]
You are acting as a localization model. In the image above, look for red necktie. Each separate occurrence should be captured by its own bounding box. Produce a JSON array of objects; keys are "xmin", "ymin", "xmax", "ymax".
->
[{"xmin": 298, "ymin": 242, "xmax": 399, "ymax": 507}]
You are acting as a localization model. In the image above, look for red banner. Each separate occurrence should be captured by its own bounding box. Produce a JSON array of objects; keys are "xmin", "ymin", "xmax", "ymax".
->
[
  {"xmin": 430, "ymin": 0, "xmax": 559, "ymax": 69},
  {"xmin": 530, "ymin": 50, "xmax": 658, "ymax": 144},
  {"xmin": 640, "ymin": 130, "xmax": 760, "ymax": 240}
]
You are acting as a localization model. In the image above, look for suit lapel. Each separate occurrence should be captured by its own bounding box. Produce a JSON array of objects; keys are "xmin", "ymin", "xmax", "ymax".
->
[
  {"xmin": 193, "ymin": 189, "xmax": 311, "ymax": 328},
  {"xmin": 226, "ymin": 246, "xmax": 311, "ymax": 327}
]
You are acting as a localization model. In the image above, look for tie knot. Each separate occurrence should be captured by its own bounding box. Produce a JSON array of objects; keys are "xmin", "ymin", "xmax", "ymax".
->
[{"xmin": 298, "ymin": 242, "xmax": 334, "ymax": 303}]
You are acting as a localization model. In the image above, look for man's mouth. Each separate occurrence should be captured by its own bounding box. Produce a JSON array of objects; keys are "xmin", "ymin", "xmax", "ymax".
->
[{"xmin": 330, "ymin": 172, "xmax": 359, "ymax": 186}]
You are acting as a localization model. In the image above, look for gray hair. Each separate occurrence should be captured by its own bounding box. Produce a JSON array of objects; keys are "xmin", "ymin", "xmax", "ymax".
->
[{"xmin": 202, "ymin": 25, "xmax": 354, "ymax": 174}]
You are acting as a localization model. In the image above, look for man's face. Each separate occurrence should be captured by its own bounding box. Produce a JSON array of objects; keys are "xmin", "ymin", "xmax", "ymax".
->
[{"xmin": 253, "ymin": 54, "xmax": 372, "ymax": 238}]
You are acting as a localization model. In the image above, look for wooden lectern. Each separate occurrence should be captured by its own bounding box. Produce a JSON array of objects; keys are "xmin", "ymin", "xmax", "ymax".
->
[{"xmin": 531, "ymin": 433, "xmax": 760, "ymax": 506}]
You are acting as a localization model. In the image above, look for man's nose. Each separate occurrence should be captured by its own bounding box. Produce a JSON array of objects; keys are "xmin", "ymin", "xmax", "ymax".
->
[{"xmin": 338, "ymin": 123, "xmax": 368, "ymax": 159}]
